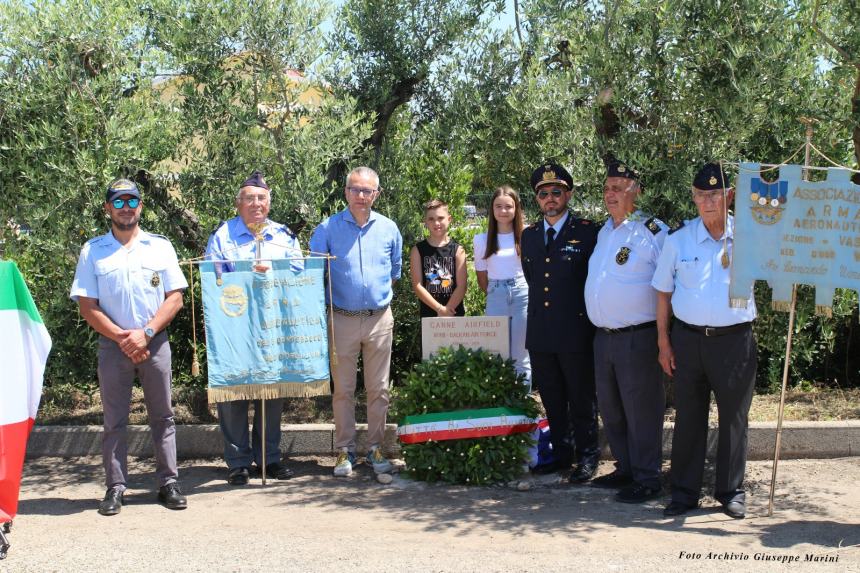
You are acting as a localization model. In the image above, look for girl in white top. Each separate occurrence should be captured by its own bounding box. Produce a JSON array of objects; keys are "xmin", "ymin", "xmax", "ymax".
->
[{"xmin": 473, "ymin": 185, "xmax": 531, "ymax": 389}]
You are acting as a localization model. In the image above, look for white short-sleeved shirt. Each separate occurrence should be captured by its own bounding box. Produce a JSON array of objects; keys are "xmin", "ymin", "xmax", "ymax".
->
[
  {"xmin": 473, "ymin": 232, "xmax": 524, "ymax": 280},
  {"xmin": 585, "ymin": 212, "xmax": 668, "ymax": 328},
  {"xmin": 70, "ymin": 230, "xmax": 188, "ymax": 330},
  {"xmin": 651, "ymin": 216, "xmax": 756, "ymax": 327}
]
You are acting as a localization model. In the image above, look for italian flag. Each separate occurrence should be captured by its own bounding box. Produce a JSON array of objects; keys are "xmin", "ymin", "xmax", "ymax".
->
[
  {"xmin": 397, "ymin": 407, "xmax": 537, "ymax": 444},
  {"xmin": 0, "ymin": 262, "xmax": 51, "ymax": 523}
]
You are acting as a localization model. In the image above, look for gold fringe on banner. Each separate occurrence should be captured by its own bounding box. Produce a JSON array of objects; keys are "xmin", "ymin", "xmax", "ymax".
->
[
  {"xmin": 207, "ymin": 379, "xmax": 331, "ymax": 404},
  {"xmin": 814, "ymin": 304, "xmax": 833, "ymax": 318},
  {"xmin": 771, "ymin": 300, "xmax": 793, "ymax": 312},
  {"xmin": 729, "ymin": 298, "xmax": 750, "ymax": 309}
]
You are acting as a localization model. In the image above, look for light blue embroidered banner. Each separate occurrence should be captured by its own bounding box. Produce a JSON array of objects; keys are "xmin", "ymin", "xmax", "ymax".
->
[
  {"xmin": 731, "ymin": 163, "xmax": 860, "ymax": 316},
  {"xmin": 201, "ymin": 257, "xmax": 330, "ymax": 402}
]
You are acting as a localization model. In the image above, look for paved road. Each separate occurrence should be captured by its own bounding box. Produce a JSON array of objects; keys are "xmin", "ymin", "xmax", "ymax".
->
[{"xmin": 2, "ymin": 456, "xmax": 858, "ymax": 572}]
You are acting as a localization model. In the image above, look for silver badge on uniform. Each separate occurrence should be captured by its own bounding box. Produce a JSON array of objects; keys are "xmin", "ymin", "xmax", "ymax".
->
[
  {"xmin": 150, "ymin": 272, "xmax": 161, "ymax": 287},
  {"xmin": 615, "ymin": 247, "xmax": 631, "ymax": 265}
]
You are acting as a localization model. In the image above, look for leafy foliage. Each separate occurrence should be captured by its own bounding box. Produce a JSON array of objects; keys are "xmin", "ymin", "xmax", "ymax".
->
[
  {"xmin": 390, "ymin": 346, "xmax": 539, "ymax": 484},
  {"xmin": 0, "ymin": 0, "xmax": 857, "ymax": 402}
]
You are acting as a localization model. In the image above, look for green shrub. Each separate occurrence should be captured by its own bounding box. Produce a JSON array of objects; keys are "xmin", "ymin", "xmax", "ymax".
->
[{"xmin": 390, "ymin": 346, "xmax": 540, "ymax": 485}]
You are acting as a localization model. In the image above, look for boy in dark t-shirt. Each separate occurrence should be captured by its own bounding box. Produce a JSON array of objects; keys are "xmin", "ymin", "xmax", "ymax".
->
[{"xmin": 409, "ymin": 200, "xmax": 467, "ymax": 317}]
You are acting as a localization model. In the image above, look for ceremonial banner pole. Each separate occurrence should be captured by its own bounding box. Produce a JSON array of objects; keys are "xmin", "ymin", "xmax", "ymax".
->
[
  {"xmin": 767, "ymin": 118, "xmax": 815, "ymax": 516},
  {"xmin": 248, "ymin": 223, "xmax": 268, "ymax": 487}
]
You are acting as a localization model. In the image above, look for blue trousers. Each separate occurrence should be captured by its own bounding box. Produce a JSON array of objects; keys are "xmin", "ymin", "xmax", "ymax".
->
[
  {"xmin": 217, "ymin": 399, "xmax": 283, "ymax": 469},
  {"xmin": 486, "ymin": 277, "xmax": 531, "ymax": 390}
]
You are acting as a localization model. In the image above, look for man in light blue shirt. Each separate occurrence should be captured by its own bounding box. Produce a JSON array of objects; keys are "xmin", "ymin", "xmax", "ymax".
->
[
  {"xmin": 653, "ymin": 162, "xmax": 757, "ymax": 520},
  {"xmin": 205, "ymin": 171, "xmax": 303, "ymax": 485},
  {"xmin": 70, "ymin": 178, "xmax": 188, "ymax": 516},
  {"xmin": 309, "ymin": 166, "xmax": 402, "ymax": 477}
]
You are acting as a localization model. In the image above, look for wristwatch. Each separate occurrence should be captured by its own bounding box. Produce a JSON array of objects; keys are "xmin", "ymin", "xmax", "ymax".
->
[{"xmin": 144, "ymin": 326, "xmax": 155, "ymax": 339}]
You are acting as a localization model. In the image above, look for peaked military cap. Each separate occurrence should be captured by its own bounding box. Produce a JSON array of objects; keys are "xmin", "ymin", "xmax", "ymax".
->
[
  {"xmin": 531, "ymin": 162, "xmax": 573, "ymax": 191},
  {"xmin": 693, "ymin": 162, "xmax": 730, "ymax": 190},
  {"xmin": 241, "ymin": 170, "xmax": 270, "ymax": 190},
  {"xmin": 605, "ymin": 158, "xmax": 639, "ymax": 181},
  {"xmin": 105, "ymin": 178, "xmax": 140, "ymax": 202}
]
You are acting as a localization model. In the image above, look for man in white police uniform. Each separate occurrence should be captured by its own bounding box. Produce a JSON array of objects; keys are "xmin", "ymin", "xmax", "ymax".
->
[
  {"xmin": 652, "ymin": 162, "xmax": 757, "ymax": 519},
  {"xmin": 70, "ymin": 178, "xmax": 188, "ymax": 516},
  {"xmin": 206, "ymin": 171, "xmax": 303, "ymax": 485},
  {"xmin": 584, "ymin": 158, "xmax": 668, "ymax": 503}
]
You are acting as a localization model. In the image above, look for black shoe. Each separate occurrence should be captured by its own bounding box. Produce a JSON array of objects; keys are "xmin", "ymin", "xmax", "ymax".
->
[
  {"xmin": 258, "ymin": 463, "xmax": 294, "ymax": 480},
  {"xmin": 664, "ymin": 500, "xmax": 694, "ymax": 517},
  {"xmin": 724, "ymin": 501, "xmax": 746, "ymax": 519},
  {"xmin": 98, "ymin": 487, "xmax": 124, "ymax": 516},
  {"xmin": 591, "ymin": 471, "xmax": 633, "ymax": 489},
  {"xmin": 616, "ymin": 483, "xmax": 662, "ymax": 504},
  {"xmin": 157, "ymin": 482, "xmax": 188, "ymax": 510},
  {"xmin": 227, "ymin": 466, "xmax": 250, "ymax": 486},
  {"xmin": 569, "ymin": 463, "xmax": 597, "ymax": 484}
]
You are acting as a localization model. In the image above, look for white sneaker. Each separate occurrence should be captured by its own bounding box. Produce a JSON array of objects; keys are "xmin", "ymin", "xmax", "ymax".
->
[
  {"xmin": 333, "ymin": 450, "xmax": 355, "ymax": 477},
  {"xmin": 366, "ymin": 446, "xmax": 393, "ymax": 474}
]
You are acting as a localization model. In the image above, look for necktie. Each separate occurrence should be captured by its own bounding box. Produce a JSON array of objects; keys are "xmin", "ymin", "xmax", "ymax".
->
[{"xmin": 546, "ymin": 227, "xmax": 556, "ymax": 252}]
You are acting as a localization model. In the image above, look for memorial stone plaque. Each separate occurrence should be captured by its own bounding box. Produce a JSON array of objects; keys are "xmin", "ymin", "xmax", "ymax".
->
[{"xmin": 421, "ymin": 316, "xmax": 510, "ymax": 360}]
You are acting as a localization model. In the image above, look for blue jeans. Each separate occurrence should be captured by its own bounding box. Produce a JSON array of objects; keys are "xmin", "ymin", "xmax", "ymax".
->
[
  {"xmin": 217, "ymin": 399, "xmax": 283, "ymax": 469},
  {"xmin": 486, "ymin": 276, "xmax": 531, "ymax": 390}
]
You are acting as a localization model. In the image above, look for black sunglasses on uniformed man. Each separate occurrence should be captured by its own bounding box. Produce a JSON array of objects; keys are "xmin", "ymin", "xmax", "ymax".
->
[
  {"xmin": 111, "ymin": 197, "xmax": 140, "ymax": 209},
  {"xmin": 536, "ymin": 188, "xmax": 564, "ymax": 200}
]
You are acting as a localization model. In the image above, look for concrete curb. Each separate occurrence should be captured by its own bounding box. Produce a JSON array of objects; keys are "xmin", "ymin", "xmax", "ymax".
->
[{"xmin": 25, "ymin": 421, "xmax": 859, "ymax": 460}]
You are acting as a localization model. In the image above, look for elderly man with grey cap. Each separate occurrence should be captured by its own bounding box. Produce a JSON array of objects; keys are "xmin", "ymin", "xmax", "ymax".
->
[
  {"xmin": 70, "ymin": 178, "xmax": 188, "ymax": 516},
  {"xmin": 205, "ymin": 171, "xmax": 304, "ymax": 485}
]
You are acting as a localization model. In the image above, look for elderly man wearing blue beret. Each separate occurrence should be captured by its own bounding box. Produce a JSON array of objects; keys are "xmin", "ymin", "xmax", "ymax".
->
[{"xmin": 206, "ymin": 171, "xmax": 304, "ymax": 485}]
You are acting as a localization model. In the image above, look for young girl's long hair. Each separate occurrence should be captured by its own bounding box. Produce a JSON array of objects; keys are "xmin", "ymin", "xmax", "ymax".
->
[{"xmin": 484, "ymin": 185, "xmax": 524, "ymax": 259}]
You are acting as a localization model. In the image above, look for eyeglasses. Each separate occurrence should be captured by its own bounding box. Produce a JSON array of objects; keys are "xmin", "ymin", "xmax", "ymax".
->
[
  {"xmin": 347, "ymin": 187, "xmax": 378, "ymax": 197},
  {"xmin": 111, "ymin": 197, "xmax": 140, "ymax": 209},
  {"xmin": 536, "ymin": 188, "xmax": 564, "ymax": 200},
  {"xmin": 239, "ymin": 193, "xmax": 269, "ymax": 204},
  {"xmin": 692, "ymin": 189, "xmax": 725, "ymax": 202}
]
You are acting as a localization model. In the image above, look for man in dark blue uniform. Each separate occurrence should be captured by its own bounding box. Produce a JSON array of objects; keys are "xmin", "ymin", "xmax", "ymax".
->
[{"xmin": 521, "ymin": 162, "xmax": 600, "ymax": 483}]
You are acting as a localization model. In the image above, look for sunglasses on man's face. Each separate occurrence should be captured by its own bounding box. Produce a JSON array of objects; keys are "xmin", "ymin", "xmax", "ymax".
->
[
  {"xmin": 111, "ymin": 197, "xmax": 140, "ymax": 209},
  {"xmin": 536, "ymin": 188, "xmax": 564, "ymax": 200}
]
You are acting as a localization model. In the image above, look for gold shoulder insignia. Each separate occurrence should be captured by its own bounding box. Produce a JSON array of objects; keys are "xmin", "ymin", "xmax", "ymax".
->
[
  {"xmin": 645, "ymin": 217, "xmax": 660, "ymax": 235},
  {"xmin": 668, "ymin": 222, "xmax": 685, "ymax": 235}
]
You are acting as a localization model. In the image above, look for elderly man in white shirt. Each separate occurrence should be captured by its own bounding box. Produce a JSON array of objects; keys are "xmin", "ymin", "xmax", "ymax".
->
[{"xmin": 585, "ymin": 158, "xmax": 668, "ymax": 504}]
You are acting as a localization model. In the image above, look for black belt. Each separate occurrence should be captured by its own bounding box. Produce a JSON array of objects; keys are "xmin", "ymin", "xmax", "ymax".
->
[
  {"xmin": 677, "ymin": 319, "xmax": 751, "ymax": 337},
  {"xmin": 599, "ymin": 321, "xmax": 656, "ymax": 334},
  {"xmin": 332, "ymin": 305, "xmax": 389, "ymax": 317}
]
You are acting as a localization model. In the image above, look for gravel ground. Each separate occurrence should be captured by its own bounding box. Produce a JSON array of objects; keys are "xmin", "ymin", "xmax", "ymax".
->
[{"xmin": 2, "ymin": 456, "xmax": 859, "ymax": 572}]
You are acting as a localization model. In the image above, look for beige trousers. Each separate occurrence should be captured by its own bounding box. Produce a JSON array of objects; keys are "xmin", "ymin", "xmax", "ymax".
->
[{"xmin": 331, "ymin": 307, "xmax": 394, "ymax": 450}]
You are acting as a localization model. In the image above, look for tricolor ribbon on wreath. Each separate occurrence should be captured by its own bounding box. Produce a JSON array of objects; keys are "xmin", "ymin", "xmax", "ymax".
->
[{"xmin": 397, "ymin": 407, "xmax": 537, "ymax": 444}]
